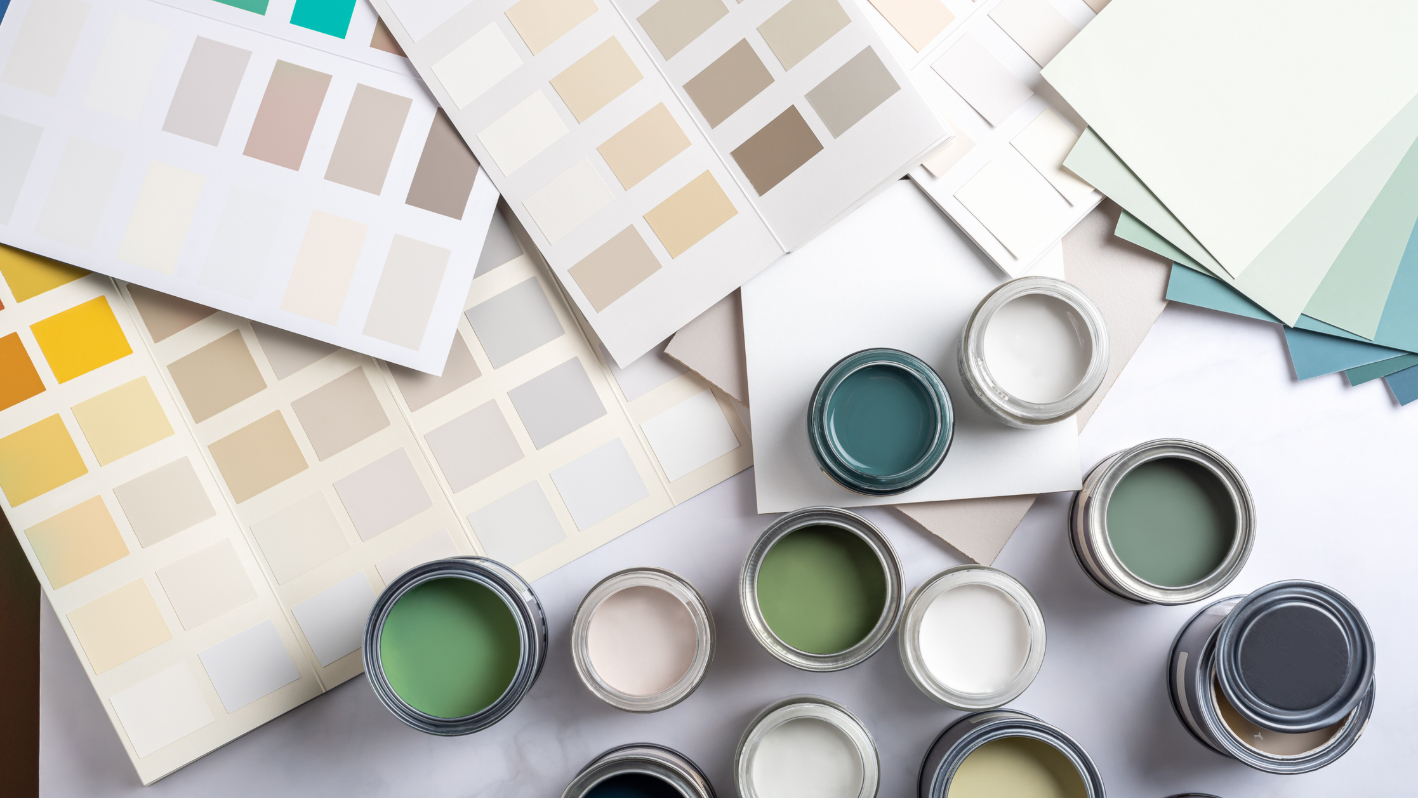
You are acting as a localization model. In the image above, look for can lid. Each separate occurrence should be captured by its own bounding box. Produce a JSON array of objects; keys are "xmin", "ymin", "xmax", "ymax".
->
[{"xmin": 1215, "ymin": 580, "xmax": 1374, "ymax": 734}]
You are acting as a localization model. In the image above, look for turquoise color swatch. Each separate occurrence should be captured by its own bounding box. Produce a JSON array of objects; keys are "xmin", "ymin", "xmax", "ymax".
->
[
  {"xmin": 1346, "ymin": 354, "xmax": 1418, "ymax": 386},
  {"xmin": 290, "ymin": 0, "xmax": 356, "ymax": 37},
  {"xmin": 1165, "ymin": 263, "xmax": 1275, "ymax": 323},
  {"xmin": 1385, "ymin": 363, "xmax": 1418, "ymax": 405},
  {"xmin": 212, "ymin": 0, "xmax": 269, "ymax": 14},
  {"xmin": 1283, "ymin": 327, "xmax": 1403, "ymax": 380}
]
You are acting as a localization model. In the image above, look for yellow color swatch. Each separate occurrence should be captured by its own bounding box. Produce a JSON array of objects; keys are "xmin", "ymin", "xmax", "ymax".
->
[
  {"xmin": 30, "ymin": 296, "xmax": 133, "ymax": 383},
  {"xmin": 71, "ymin": 377, "xmax": 175, "ymax": 465},
  {"xmin": 643, "ymin": 171, "xmax": 738, "ymax": 257},
  {"xmin": 0, "ymin": 415, "xmax": 88, "ymax": 505},
  {"xmin": 0, "ymin": 244, "xmax": 87, "ymax": 302},
  {"xmin": 26, "ymin": 496, "xmax": 130, "ymax": 588},
  {"xmin": 68, "ymin": 580, "xmax": 172, "ymax": 674}
]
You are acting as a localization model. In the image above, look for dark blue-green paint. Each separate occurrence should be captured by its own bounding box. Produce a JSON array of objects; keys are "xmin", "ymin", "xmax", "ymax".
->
[
  {"xmin": 584, "ymin": 773, "xmax": 683, "ymax": 798},
  {"xmin": 826, "ymin": 364, "xmax": 934, "ymax": 476}
]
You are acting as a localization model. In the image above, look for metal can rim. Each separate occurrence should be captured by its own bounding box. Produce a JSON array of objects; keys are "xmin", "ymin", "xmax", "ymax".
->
[{"xmin": 917, "ymin": 710, "xmax": 1105, "ymax": 798}]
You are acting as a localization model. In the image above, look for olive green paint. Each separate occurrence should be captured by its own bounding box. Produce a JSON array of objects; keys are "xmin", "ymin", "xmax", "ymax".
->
[
  {"xmin": 379, "ymin": 577, "xmax": 522, "ymax": 718},
  {"xmin": 1106, "ymin": 458, "xmax": 1236, "ymax": 587},
  {"xmin": 947, "ymin": 737, "xmax": 1088, "ymax": 798},
  {"xmin": 756, "ymin": 525, "xmax": 886, "ymax": 654},
  {"xmin": 826, "ymin": 364, "xmax": 933, "ymax": 476}
]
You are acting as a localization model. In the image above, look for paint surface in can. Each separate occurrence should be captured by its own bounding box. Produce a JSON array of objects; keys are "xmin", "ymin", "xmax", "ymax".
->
[
  {"xmin": 1106, "ymin": 458, "xmax": 1235, "ymax": 587},
  {"xmin": 946, "ymin": 737, "xmax": 1087, "ymax": 798},
  {"xmin": 583, "ymin": 772, "xmax": 683, "ymax": 798},
  {"xmin": 756, "ymin": 525, "xmax": 886, "ymax": 654},
  {"xmin": 750, "ymin": 717, "xmax": 864, "ymax": 798},
  {"xmin": 825, "ymin": 364, "xmax": 935, "ymax": 476}
]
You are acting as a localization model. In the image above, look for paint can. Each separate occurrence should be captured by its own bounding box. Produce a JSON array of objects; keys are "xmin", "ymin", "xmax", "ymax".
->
[
  {"xmin": 808, "ymin": 348, "xmax": 953, "ymax": 495},
  {"xmin": 363, "ymin": 556, "xmax": 546, "ymax": 735},
  {"xmin": 571, "ymin": 567, "xmax": 715, "ymax": 713},
  {"xmin": 899, "ymin": 565, "xmax": 1046, "ymax": 709},
  {"xmin": 918, "ymin": 710, "xmax": 1106, "ymax": 798},
  {"xmin": 958, "ymin": 276, "xmax": 1109, "ymax": 428},
  {"xmin": 741, "ymin": 507, "xmax": 903, "ymax": 671},
  {"xmin": 735, "ymin": 696, "xmax": 880, "ymax": 798},
  {"xmin": 562, "ymin": 743, "xmax": 716, "ymax": 798},
  {"xmin": 1071, "ymin": 439, "xmax": 1255, "ymax": 604},
  {"xmin": 1168, "ymin": 580, "xmax": 1375, "ymax": 774}
]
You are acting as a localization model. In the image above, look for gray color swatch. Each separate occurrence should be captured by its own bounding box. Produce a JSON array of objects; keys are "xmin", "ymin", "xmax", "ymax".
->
[
  {"xmin": 424, "ymin": 400, "xmax": 524, "ymax": 492},
  {"xmin": 362, "ymin": 235, "xmax": 450, "ymax": 350},
  {"xmin": 0, "ymin": 0, "xmax": 90, "ymax": 97},
  {"xmin": 163, "ymin": 37, "xmax": 252, "ymax": 147},
  {"xmin": 475, "ymin": 204, "xmax": 523, "ymax": 277},
  {"xmin": 333, "ymin": 449, "xmax": 432, "ymax": 541},
  {"xmin": 389, "ymin": 334, "xmax": 481, "ymax": 412},
  {"xmin": 465, "ymin": 277, "xmax": 564, "ymax": 368},
  {"xmin": 290, "ymin": 368, "xmax": 390, "ymax": 461},
  {"xmin": 0, "ymin": 115, "xmax": 43, "ymax": 224},
  {"xmin": 200, "ymin": 187, "xmax": 285, "ymax": 300},
  {"xmin": 549, "ymin": 438, "xmax": 649, "ymax": 530},
  {"xmin": 405, "ymin": 108, "xmax": 480, "ymax": 220},
  {"xmin": 249, "ymin": 492, "xmax": 350, "ymax": 584},
  {"xmin": 252, "ymin": 322, "xmax": 337, "ymax": 380},
  {"xmin": 324, "ymin": 84, "xmax": 413, "ymax": 194},
  {"xmin": 112, "ymin": 458, "xmax": 217, "ymax": 547},
  {"xmin": 805, "ymin": 48, "xmax": 900, "ymax": 138},
  {"xmin": 506, "ymin": 358, "xmax": 607, "ymax": 448},
  {"xmin": 467, "ymin": 482, "xmax": 566, "ymax": 565}
]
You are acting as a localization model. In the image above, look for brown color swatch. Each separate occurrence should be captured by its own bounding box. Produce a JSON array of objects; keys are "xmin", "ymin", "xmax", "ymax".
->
[
  {"xmin": 638, "ymin": 0, "xmax": 728, "ymax": 60},
  {"xmin": 289, "ymin": 368, "xmax": 389, "ymax": 460},
  {"xmin": 683, "ymin": 39, "xmax": 773, "ymax": 128},
  {"xmin": 168, "ymin": 330, "xmax": 268, "ymax": 423},
  {"xmin": 163, "ymin": 37, "xmax": 252, "ymax": 147},
  {"xmin": 0, "ymin": 332, "xmax": 45, "ymax": 412},
  {"xmin": 569, "ymin": 226, "xmax": 662, "ymax": 310},
  {"xmin": 597, "ymin": 104, "xmax": 691, "ymax": 189},
  {"xmin": 550, "ymin": 38, "xmax": 643, "ymax": 123},
  {"xmin": 644, "ymin": 172, "xmax": 738, "ymax": 257},
  {"xmin": 369, "ymin": 18, "xmax": 406, "ymax": 56},
  {"xmin": 325, "ymin": 84, "xmax": 413, "ymax": 194},
  {"xmin": 209, "ymin": 411, "xmax": 308, "ymax": 503},
  {"xmin": 505, "ymin": 0, "xmax": 597, "ymax": 55},
  {"xmin": 406, "ymin": 109, "xmax": 481, "ymax": 219},
  {"xmin": 805, "ymin": 47, "xmax": 900, "ymax": 138},
  {"xmin": 243, "ymin": 60, "xmax": 333, "ymax": 170},
  {"xmin": 730, "ymin": 106, "xmax": 823, "ymax": 195},
  {"xmin": 126, "ymin": 284, "xmax": 217, "ymax": 343},
  {"xmin": 24, "ymin": 496, "xmax": 129, "ymax": 588}
]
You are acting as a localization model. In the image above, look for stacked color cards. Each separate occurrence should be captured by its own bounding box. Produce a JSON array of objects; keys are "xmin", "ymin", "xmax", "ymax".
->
[
  {"xmin": 367, "ymin": 0, "xmax": 950, "ymax": 366},
  {"xmin": 0, "ymin": 0, "xmax": 499, "ymax": 373},
  {"xmin": 858, "ymin": 0, "xmax": 1104, "ymax": 276},
  {"xmin": 0, "ymin": 206, "xmax": 749, "ymax": 782}
]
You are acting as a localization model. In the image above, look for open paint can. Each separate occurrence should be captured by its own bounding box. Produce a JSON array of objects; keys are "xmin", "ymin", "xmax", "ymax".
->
[
  {"xmin": 363, "ymin": 556, "xmax": 546, "ymax": 734},
  {"xmin": 571, "ymin": 567, "xmax": 715, "ymax": 713},
  {"xmin": 899, "ymin": 565, "xmax": 1046, "ymax": 710},
  {"xmin": 741, "ymin": 507, "xmax": 903, "ymax": 671},
  {"xmin": 919, "ymin": 710, "xmax": 1105, "ymax": 798},
  {"xmin": 1071, "ymin": 439, "xmax": 1255, "ymax": 604},
  {"xmin": 808, "ymin": 348, "xmax": 953, "ymax": 496},
  {"xmin": 563, "ymin": 744, "xmax": 716, "ymax": 798},
  {"xmin": 736, "ymin": 696, "xmax": 880, "ymax": 798},
  {"xmin": 958, "ymin": 277, "xmax": 1109, "ymax": 428},
  {"xmin": 1168, "ymin": 580, "xmax": 1375, "ymax": 774}
]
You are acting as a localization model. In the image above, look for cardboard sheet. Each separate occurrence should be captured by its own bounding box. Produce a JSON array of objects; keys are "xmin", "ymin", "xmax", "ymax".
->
[{"xmin": 665, "ymin": 291, "xmax": 748, "ymax": 405}]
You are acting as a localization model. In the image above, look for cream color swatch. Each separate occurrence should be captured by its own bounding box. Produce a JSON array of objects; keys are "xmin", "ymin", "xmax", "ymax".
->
[
  {"xmin": 644, "ymin": 172, "xmax": 737, "ymax": 257},
  {"xmin": 478, "ymin": 91, "xmax": 570, "ymax": 176},
  {"xmin": 250, "ymin": 492, "xmax": 351, "ymax": 584},
  {"xmin": 71, "ymin": 377, "xmax": 175, "ymax": 465},
  {"xmin": 866, "ymin": 0, "xmax": 953, "ymax": 52},
  {"xmin": 989, "ymin": 0, "xmax": 1078, "ymax": 67},
  {"xmin": 523, "ymin": 159, "xmax": 615, "ymax": 243},
  {"xmin": 116, "ymin": 162, "xmax": 206, "ymax": 274},
  {"xmin": 280, "ymin": 212, "xmax": 369, "ymax": 325},
  {"xmin": 597, "ymin": 104, "xmax": 691, "ymax": 189},
  {"xmin": 1012, "ymin": 109, "xmax": 1093, "ymax": 204},
  {"xmin": 638, "ymin": 0, "xmax": 729, "ymax": 60},
  {"xmin": 109, "ymin": 664, "xmax": 214, "ymax": 758},
  {"xmin": 505, "ymin": 0, "xmax": 598, "ymax": 54},
  {"xmin": 25, "ymin": 496, "xmax": 130, "ymax": 588},
  {"xmin": 112, "ymin": 458, "xmax": 217, "ymax": 547},
  {"xmin": 954, "ymin": 160, "xmax": 1053, "ymax": 257},
  {"xmin": 757, "ymin": 0, "xmax": 851, "ymax": 70},
  {"xmin": 208, "ymin": 411, "xmax": 309, "ymax": 503},
  {"xmin": 922, "ymin": 122, "xmax": 974, "ymax": 178},
  {"xmin": 68, "ymin": 580, "xmax": 173, "ymax": 674},
  {"xmin": 155, "ymin": 540, "xmax": 258, "ymax": 630},
  {"xmin": 432, "ymin": 23, "xmax": 522, "ymax": 108},
  {"xmin": 550, "ymin": 38, "xmax": 643, "ymax": 122}
]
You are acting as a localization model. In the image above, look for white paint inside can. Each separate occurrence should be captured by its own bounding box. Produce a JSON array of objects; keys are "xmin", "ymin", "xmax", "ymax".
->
[
  {"xmin": 919, "ymin": 583, "xmax": 1030, "ymax": 695},
  {"xmin": 750, "ymin": 717, "xmax": 863, "ymax": 798},
  {"xmin": 586, "ymin": 585, "xmax": 696, "ymax": 696},
  {"xmin": 981, "ymin": 293, "xmax": 1091, "ymax": 404}
]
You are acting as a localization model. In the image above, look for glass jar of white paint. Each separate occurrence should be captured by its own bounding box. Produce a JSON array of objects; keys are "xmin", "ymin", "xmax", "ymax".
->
[
  {"xmin": 899, "ymin": 566, "xmax": 1046, "ymax": 710},
  {"xmin": 735, "ymin": 696, "xmax": 880, "ymax": 798},
  {"xmin": 563, "ymin": 743, "xmax": 716, "ymax": 798},
  {"xmin": 571, "ymin": 568, "xmax": 715, "ymax": 713},
  {"xmin": 958, "ymin": 276, "xmax": 1109, "ymax": 428},
  {"xmin": 918, "ymin": 710, "xmax": 1105, "ymax": 798}
]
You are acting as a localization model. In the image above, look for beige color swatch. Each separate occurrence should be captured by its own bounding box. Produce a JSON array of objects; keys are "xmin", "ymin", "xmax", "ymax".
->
[
  {"xmin": 665, "ymin": 291, "xmax": 747, "ymax": 405},
  {"xmin": 289, "ymin": 368, "xmax": 390, "ymax": 461},
  {"xmin": 112, "ymin": 458, "xmax": 217, "ymax": 547},
  {"xmin": 921, "ymin": 113, "xmax": 974, "ymax": 178},
  {"xmin": 730, "ymin": 107, "xmax": 823, "ymax": 195},
  {"xmin": 569, "ymin": 227, "xmax": 662, "ymax": 311},
  {"xmin": 209, "ymin": 411, "xmax": 308, "ymax": 503},
  {"xmin": 389, "ymin": 335, "xmax": 482, "ymax": 412},
  {"xmin": 68, "ymin": 580, "xmax": 172, "ymax": 674},
  {"xmin": 117, "ymin": 163, "xmax": 207, "ymax": 274},
  {"xmin": 71, "ymin": 377, "xmax": 175, "ymax": 465},
  {"xmin": 644, "ymin": 172, "xmax": 737, "ymax": 258},
  {"xmin": 598, "ymin": 104, "xmax": 691, "ymax": 189},
  {"xmin": 757, "ymin": 0, "xmax": 851, "ymax": 70},
  {"xmin": 252, "ymin": 322, "xmax": 337, "ymax": 380},
  {"xmin": 155, "ymin": 540, "xmax": 257, "ymax": 630},
  {"xmin": 126, "ymin": 284, "xmax": 216, "ymax": 343},
  {"xmin": 250, "ymin": 493, "xmax": 351, "ymax": 584},
  {"xmin": 280, "ymin": 211, "xmax": 369, "ymax": 325},
  {"xmin": 25, "ymin": 496, "xmax": 130, "ymax": 588},
  {"xmin": 1083, "ymin": 0, "xmax": 1110, "ymax": 10},
  {"xmin": 168, "ymin": 330, "xmax": 268, "ymax": 423},
  {"xmin": 638, "ymin": 0, "xmax": 728, "ymax": 60},
  {"xmin": 683, "ymin": 40, "xmax": 774, "ymax": 128},
  {"xmin": 804, "ymin": 47, "xmax": 899, "ymax": 138},
  {"xmin": 867, "ymin": 0, "xmax": 953, "ymax": 52},
  {"xmin": 324, "ymin": 84, "xmax": 414, "ymax": 194},
  {"xmin": 505, "ymin": 0, "xmax": 597, "ymax": 55},
  {"xmin": 550, "ymin": 38, "xmax": 643, "ymax": 123}
]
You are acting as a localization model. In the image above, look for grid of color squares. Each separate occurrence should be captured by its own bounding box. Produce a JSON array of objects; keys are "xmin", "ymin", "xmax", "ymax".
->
[{"xmin": 0, "ymin": 0, "xmax": 498, "ymax": 372}]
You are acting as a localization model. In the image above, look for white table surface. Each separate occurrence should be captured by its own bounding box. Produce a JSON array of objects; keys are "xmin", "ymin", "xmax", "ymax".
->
[{"xmin": 39, "ymin": 303, "xmax": 1416, "ymax": 797}]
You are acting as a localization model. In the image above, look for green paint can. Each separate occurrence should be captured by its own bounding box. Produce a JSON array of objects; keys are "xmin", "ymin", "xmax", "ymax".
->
[
  {"xmin": 364, "ymin": 557, "xmax": 546, "ymax": 734},
  {"xmin": 1071, "ymin": 439, "xmax": 1255, "ymax": 605},
  {"xmin": 741, "ymin": 507, "xmax": 903, "ymax": 671}
]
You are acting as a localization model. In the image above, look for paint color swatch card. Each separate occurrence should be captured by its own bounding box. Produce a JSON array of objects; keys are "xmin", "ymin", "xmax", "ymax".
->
[
  {"xmin": 0, "ymin": 0, "xmax": 500, "ymax": 374},
  {"xmin": 742, "ymin": 180, "xmax": 1080, "ymax": 512},
  {"xmin": 0, "ymin": 209, "xmax": 749, "ymax": 782},
  {"xmin": 367, "ymin": 0, "xmax": 949, "ymax": 366},
  {"xmin": 856, "ymin": 0, "xmax": 1103, "ymax": 276}
]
